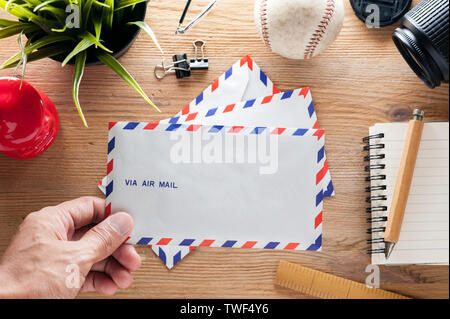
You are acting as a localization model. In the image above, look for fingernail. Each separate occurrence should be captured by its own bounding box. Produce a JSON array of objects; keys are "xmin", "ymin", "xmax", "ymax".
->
[{"xmin": 108, "ymin": 212, "xmax": 133, "ymax": 236}]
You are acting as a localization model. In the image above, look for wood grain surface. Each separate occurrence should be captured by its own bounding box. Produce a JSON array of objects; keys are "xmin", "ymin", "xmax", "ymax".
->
[{"xmin": 0, "ymin": 0, "xmax": 448, "ymax": 299}]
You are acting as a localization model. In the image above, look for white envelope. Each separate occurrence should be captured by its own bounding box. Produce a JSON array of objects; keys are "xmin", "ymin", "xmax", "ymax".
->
[
  {"xmin": 174, "ymin": 87, "xmax": 334, "ymax": 197},
  {"xmin": 102, "ymin": 97, "xmax": 335, "ymax": 200},
  {"xmin": 105, "ymin": 122, "xmax": 325, "ymax": 251},
  {"xmin": 162, "ymin": 55, "xmax": 280, "ymax": 123}
]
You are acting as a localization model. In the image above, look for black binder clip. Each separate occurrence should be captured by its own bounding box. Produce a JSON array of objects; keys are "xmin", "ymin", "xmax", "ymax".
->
[
  {"xmin": 154, "ymin": 54, "xmax": 191, "ymax": 79},
  {"xmin": 190, "ymin": 40, "xmax": 208, "ymax": 70},
  {"xmin": 172, "ymin": 54, "xmax": 191, "ymax": 78},
  {"xmin": 154, "ymin": 40, "xmax": 208, "ymax": 79}
]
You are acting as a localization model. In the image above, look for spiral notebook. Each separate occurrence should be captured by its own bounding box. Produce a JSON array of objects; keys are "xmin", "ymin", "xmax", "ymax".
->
[{"xmin": 364, "ymin": 121, "xmax": 449, "ymax": 265}]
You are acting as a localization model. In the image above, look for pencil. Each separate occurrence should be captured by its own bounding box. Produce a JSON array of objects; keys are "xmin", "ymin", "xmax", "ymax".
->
[{"xmin": 384, "ymin": 109, "xmax": 425, "ymax": 259}]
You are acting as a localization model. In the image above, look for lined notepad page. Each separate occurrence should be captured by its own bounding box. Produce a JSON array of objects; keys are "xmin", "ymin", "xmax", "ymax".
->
[{"xmin": 370, "ymin": 122, "xmax": 449, "ymax": 265}]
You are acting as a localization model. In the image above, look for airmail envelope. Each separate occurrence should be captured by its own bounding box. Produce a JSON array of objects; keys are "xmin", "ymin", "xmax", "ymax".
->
[
  {"xmin": 162, "ymin": 55, "xmax": 280, "ymax": 123},
  {"xmin": 105, "ymin": 122, "xmax": 325, "ymax": 251},
  {"xmin": 173, "ymin": 87, "xmax": 334, "ymax": 197},
  {"xmin": 100, "ymin": 90, "xmax": 334, "ymax": 198}
]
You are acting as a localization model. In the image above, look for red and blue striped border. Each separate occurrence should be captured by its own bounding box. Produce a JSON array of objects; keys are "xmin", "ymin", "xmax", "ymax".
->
[
  {"xmin": 177, "ymin": 87, "xmax": 318, "ymax": 128},
  {"xmin": 166, "ymin": 55, "xmax": 279, "ymax": 123},
  {"xmin": 109, "ymin": 121, "xmax": 325, "ymax": 138},
  {"xmin": 106, "ymin": 123, "xmax": 325, "ymax": 251},
  {"xmin": 169, "ymin": 86, "xmax": 333, "ymax": 197},
  {"xmin": 150, "ymin": 245, "xmax": 195, "ymax": 269}
]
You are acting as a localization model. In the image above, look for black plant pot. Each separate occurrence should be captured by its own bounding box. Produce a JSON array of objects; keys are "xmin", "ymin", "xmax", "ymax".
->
[{"xmin": 50, "ymin": 2, "xmax": 147, "ymax": 66}]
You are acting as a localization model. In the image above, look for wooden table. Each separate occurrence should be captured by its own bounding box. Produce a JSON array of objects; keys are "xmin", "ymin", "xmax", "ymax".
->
[{"xmin": 0, "ymin": 0, "xmax": 448, "ymax": 299}]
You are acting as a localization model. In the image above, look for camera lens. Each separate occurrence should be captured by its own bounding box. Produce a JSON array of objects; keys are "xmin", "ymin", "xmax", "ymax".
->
[{"xmin": 392, "ymin": 0, "xmax": 449, "ymax": 88}]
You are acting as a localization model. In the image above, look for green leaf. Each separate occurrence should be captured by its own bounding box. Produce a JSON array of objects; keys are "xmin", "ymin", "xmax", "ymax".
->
[
  {"xmin": 1, "ymin": 0, "xmax": 36, "ymax": 20},
  {"xmin": 0, "ymin": 0, "xmax": 56, "ymax": 30},
  {"xmin": 78, "ymin": 31, "xmax": 112, "ymax": 53},
  {"xmin": 17, "ymin": 32, "xmax": 27, "ymax": 87},
  {"xmin": 72, "ymin": 50, "xmax": 88, "ymax": 127},
  {"xmin": 51, "ymin": 24, "xmax": 67, "ymax": 32},
  {"xmin": 33, "ymin": 0, "xmax": 61, "ymax": 12},
  {"xmin": 22, "ymin": 0, "xmax": 43, "ymax": 6},
  {"xmin": 127, "ymin": 21, "xmax": 164, "ymax": 55},
  {"xmin": 93, "ymin": 0, "xmax": 109, "ymax": 8},
  {"xmin": 115, "ymin": 0, "xmax": 146, "ymax": 11},
  {"xmin": 35, "ymin": 5, "xmax": 67, "ymax": 25},
  {"xmin": 115, "ymin": 3, "xmax": 124, "ymax": 24},
  {"xmin": 93, "ymin": 13, "xmax": 102, "ymax": 44},
  {"xmin": 36, "ymin": 6, "xmax": 66, "ymax": 16},
  {"xmin": 3, "ymin": 0, "xmax": 17, "ymax": 11},
  {"xmin": 96, "ymin": 51, "xmax": 160, "ymax": 112},
  {"xmin": 1, "ymin": 34, "xmax": 73, "ymax": 69},
  {"xmin": 1, "ymin": 44, "xmax": 70, "ymax": 69},
  {"xmin": 81, "ymin": 0, "xmax": 95, "ymax": 29},
  {"xmin": 62, "ymin": 38, "xmax": 93, "ymax": 66},
  {"xmin": 0, "ymin": 18, "xmax": 20, "ymax": 27},
  {"xmin": 0, "ymin": 22, "xmax": 40, "ymax": 39},
  {"xmin": 103, "ymin": 0, "xmax": 114, "ymax": 29}
]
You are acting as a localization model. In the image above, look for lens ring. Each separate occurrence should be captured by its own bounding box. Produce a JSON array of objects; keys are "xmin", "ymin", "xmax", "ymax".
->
[{"xmin": 393, "ymin": 28, "xmax": 436, "ymax": 88}]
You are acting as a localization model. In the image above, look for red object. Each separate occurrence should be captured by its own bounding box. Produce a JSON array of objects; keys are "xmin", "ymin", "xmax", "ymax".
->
[{"xmin": 0, "ymin": 77, "xmax": 59, "ymax": 159}]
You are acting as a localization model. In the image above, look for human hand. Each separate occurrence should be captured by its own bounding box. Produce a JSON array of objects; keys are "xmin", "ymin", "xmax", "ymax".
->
[{"xmin": 0, "ymin": 196, "xmax": 141, "ymax": 298}]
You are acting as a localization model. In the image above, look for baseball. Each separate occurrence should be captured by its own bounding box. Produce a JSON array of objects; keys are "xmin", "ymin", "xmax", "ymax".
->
[{"xmin": 254, "ymin": 0, "xmax": 345, "ymax": 59}]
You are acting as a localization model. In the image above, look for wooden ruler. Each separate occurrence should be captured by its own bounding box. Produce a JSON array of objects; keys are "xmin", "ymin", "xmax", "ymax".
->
[{"xmin": 275, "ymin": 260, "xmax": 409, "ymax": 299}]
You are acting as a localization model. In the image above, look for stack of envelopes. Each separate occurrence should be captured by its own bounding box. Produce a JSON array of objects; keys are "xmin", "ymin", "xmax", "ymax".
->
[{"xmin": 100, "ymin": 56, "xmax": 334, "ymax": 269}]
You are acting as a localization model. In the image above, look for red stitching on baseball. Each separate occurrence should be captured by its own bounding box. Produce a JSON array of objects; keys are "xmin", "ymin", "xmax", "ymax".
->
[
  {"xmin": 260, "ymin": 0, "xmax": 271, "ymax": 49},
  {"xmin": 304, "ymin": 0, "xmax": 336, "ymax": 59}
]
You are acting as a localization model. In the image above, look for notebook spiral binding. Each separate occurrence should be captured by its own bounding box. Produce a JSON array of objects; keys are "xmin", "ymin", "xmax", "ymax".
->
[{"xmin": 363, "ymin": 133, "xmax": 387, "ymax": 255}]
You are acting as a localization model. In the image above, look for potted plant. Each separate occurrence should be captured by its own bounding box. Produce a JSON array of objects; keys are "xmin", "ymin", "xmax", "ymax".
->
[{"xmin": 0, "ymin": 0, "xmax": 162, "ymax": 126}]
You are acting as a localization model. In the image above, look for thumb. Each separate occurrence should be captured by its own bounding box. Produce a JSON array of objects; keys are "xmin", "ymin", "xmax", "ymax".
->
[{"xmin": 81, "ymin": 212, "xmax": 133, "ymax": 263}]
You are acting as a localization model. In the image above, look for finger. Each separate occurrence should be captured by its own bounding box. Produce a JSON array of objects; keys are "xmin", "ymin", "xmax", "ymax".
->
[
  {"xmin": 72, "ymin": 230, "xmax": 141, "ymax": 271},
  {"xmin": 56, "ymin": 196, "xmax": 106, "ymax": 229},
  {"xmin": 72, "ymin": 229, "xmax": 141, "ymax": 273},
  {"xmin": 37, "ymin": 197, "xmax": 106, "ymax": 239},
  {"xmin": 81, "ymin": 272, "xmax": 118, "ymax": 296},
  {"xmin": 71, "ymin": 224, "xmax": 92, "ymax": 241},
  {"xmin": 91, "ymin": 257, "xmax": 133, "ymax": 289},
  {"xmin": 112, "ymin": 244, "xmax": 141, "ymax": 272},
  {"xmin": 79, "ymin": 212, "xmax": 133, "ymax": 264}
]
